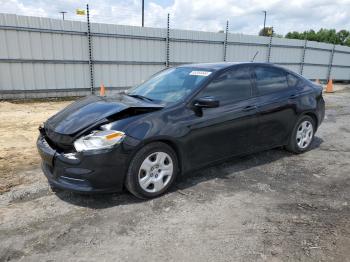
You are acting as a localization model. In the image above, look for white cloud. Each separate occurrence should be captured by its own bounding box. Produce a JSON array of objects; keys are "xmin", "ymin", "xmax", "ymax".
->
[
  {"xmin": 1, "ymin": 0, "xmax": 48, "ymax": 17},
  {"xmin": 0, "ymin": 0, "xmax": 349, "ymax": 35}
]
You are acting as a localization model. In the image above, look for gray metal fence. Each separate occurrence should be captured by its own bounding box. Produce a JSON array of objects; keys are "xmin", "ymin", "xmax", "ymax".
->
[{"xmin": 1, "ymin": 13, "xmax": 350, "ymax": 99}]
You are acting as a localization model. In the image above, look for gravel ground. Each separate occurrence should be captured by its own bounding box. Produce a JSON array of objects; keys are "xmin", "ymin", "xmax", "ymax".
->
[{"xmin": 0, "ymin": 89, "xmax": 349, "ymax": 262}]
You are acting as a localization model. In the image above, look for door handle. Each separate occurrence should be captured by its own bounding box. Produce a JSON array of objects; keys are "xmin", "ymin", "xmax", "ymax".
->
[{"xmin": 242, "ymin": 105, "xmax": 257, "ymax": 112}]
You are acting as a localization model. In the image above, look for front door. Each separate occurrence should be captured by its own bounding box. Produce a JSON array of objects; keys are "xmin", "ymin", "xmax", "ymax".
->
[{"xmin": 182, "ymin": 66, "xmax": 260, "ymax": 170}]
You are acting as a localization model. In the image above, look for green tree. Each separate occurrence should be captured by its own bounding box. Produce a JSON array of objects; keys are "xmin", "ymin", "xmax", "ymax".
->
[
  {"xmin": 259, "ymin": 27, "xmax": 274, "ymax": 37},
  {"xmin": 285, "ymin": 31, "xmax": 301, "ymax": 39},
  {"xmin": 285, "ymin": 29, "xmax": 350, "ymax": 47},
  {"xmin": 345, "ymin": 37, "xmax": 350, "ymax": 47},
  {"xmin": 337, "ymin": 30, "xmax": 350, "ymax": 44}
]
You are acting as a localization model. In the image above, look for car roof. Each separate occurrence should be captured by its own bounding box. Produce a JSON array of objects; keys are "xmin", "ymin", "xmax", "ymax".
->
[{"xmin": 177, "ymin": 62, "xmax": 280, "ymax": 71}]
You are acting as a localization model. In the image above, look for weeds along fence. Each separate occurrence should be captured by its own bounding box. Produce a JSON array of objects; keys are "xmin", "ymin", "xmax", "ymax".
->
[{"xmin": 1, "ymin": 13, "xmax": 350, "ymax": 99}]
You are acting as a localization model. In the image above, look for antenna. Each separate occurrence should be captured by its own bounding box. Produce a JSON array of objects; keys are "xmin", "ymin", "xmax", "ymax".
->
[{"xmin": 251, "ymin": 51, "xmax": 259, "ymax": 62}]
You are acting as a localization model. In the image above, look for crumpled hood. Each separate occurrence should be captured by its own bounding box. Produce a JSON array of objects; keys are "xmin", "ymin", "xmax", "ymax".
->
[{"xmin": 45, "ymin": 94, "xmax": 163, "ymax": 136}]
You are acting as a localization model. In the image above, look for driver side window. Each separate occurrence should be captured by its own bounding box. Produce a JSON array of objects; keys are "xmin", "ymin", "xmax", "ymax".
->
[{"xmin": 197, "ymin": 67, "xmax": 253, "ymax": 106}]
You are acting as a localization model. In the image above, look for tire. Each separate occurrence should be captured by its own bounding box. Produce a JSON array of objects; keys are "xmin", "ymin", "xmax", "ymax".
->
[
  {"xmin": 286, "ymin": 115, "xmax": 315, "ymax": 154},
  {"xmin": 49, "ymin": 182, "xmax": 61, "ymax": 193},
  {"xmin": 125, "ymin": 142, "xmax": 179, "ymax": 199}
]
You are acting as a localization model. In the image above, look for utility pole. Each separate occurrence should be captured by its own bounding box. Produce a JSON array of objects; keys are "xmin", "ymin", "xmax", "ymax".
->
[
  {"xmin": 59, "ymin": 11, "xmax": 67, "ymax": 20},
  {"xmin": 262, "ymin": 10, "xmax": 267, "ymax": 31},
  {"xmin": 142, "ymin": 0, "xmax": 145, "ymax": 27}
]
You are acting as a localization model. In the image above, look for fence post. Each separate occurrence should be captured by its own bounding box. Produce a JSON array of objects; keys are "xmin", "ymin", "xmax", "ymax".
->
[
  {"xmin": 165, "ymin": 13, "xmax": 170, "ymax": 67},
  {"xmin": 223, "ymin": 20, "xmax": 229, "ymax": 62},
  {"xmin": 327, "ymin": 44, "xmax": 335, "ymax": 81},
  {"xmin": 86, "ymin": 4, "xmax": 94, "ymax": 94},
  {"xmin": 267, "ymin": 34, "xmax": 273, "ymax": 62},
  {"xmin": 300, "ymin": 39, "xmax": 307, "ymax": 75}
]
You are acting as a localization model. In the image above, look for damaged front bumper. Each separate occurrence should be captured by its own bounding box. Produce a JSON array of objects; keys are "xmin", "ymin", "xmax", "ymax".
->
[{"xmin": 37, "ymin": 134, "xmax": 134, "ymax": 193}]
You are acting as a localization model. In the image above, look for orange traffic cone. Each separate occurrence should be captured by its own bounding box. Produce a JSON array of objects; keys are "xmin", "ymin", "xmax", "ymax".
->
[
  {"xmin": 100, "ymin": 84, "xmax": 105, "ymax": 96},
  {"xmin": 326, "ymin": 79, "xmax": 334, "ymax": 93}
]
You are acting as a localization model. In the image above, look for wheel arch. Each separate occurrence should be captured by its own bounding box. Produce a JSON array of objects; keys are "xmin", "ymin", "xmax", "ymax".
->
[
  {"xmin": 154, "ymin": 139, "xmax": 182, "ymax": 175},
  {"xmin": 286, "ymin": 111, "xmax": 318, "ymax": 146},
  {"xmin": 300, "ymin": 111, "xmax": 318, "ymax": 130},
  {"xmin": 128, "ymin": 137, "xmax": 183, "ymax": 176}
]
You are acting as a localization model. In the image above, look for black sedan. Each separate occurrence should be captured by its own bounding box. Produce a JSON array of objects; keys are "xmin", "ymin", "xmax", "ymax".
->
[{"xmin": 37, "ymin": 62, "xmax": 325, "ymax": 199}]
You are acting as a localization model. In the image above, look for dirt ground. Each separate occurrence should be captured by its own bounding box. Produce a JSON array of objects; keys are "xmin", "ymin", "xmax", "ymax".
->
[
  {"xmin": 0, "ymin": 100, "xmax": 72, "ymax": 193},
  {"xmin": 0, "ymin": 89, "xmax": 349, "ymax": 261}
]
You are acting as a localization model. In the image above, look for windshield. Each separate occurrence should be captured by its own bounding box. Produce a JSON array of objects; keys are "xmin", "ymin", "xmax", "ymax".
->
[{"xmin": 126, "ymin": 67, "xmax": 213, "ymax": 103}]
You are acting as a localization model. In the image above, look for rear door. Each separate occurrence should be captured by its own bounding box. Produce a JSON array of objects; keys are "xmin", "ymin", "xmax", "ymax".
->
[
  {"xmin": 252, "ymin": 65, "xmax": 299, "ymax": 149},
  {"xmin": 183, "ymin": 66, "xmax": 260, "ymax": 169}
]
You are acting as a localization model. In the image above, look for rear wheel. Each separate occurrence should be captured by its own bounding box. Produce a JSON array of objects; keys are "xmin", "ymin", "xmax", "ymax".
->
[
  {"xmin": 286, "ymin": 115, "xmax": 315, "ymax": 153},
  {"xmin": 125, "ymin": 142, "xmax": 178, "ymax": 199}
]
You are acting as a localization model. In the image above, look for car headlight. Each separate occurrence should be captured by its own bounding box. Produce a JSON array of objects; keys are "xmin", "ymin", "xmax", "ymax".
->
[{"xmin": 74, "ymin": 130, "xmax": 125, "ymax": 152}]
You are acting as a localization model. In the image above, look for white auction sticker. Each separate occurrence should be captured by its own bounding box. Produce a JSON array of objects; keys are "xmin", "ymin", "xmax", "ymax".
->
[{"xmin": 189, "ymin": 71, "xmax": 212, "ymax": 77}]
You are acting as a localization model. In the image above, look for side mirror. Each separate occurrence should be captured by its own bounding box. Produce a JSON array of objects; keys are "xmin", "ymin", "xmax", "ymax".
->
[{"xmin": 193, "ymin": 96, "xmax": 219, "ymax": 108}]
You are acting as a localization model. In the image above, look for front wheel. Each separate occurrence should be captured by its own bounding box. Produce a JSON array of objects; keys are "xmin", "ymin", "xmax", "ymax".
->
[
  {"xmin": 125, "ymin": 142, "xmax": 178, "ymax": 199},
  {"xmin": 286, "ymin": 115, "xmax": 315, "ymax": 154}
]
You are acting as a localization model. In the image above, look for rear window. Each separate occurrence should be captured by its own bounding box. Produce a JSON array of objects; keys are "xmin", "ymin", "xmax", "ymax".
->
[
  {"xmin": 287, "ymin": 73, "xmax": 300, "ymax": 87},
  {"xmin": 254, "ymin": 66, "xmax": 288, "ymax": 95}
]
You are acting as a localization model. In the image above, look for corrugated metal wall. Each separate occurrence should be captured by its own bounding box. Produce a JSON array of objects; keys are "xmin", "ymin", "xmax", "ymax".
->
[{"xmin": 1, "ymin": 13, "xmax": 350, "ymax": 99}]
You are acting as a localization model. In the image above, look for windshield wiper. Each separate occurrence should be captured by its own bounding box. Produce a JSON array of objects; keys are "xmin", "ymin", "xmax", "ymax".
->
[{"xmin": 127, "ymin": 94, "xmax": 154, "ymax": 102}]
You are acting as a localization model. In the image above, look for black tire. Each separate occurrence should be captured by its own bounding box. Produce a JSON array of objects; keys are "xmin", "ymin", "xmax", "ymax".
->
[
  {"xmin": 286, "ymin": 115, "xmax": 315, "ymax": 154},
  {"xmin": 49, "ymin": 182, "xmax": 61, "ymax": 193},
  {"xmin": 125, "ymin": 142, "xmax": 179, "ymax": 199}
]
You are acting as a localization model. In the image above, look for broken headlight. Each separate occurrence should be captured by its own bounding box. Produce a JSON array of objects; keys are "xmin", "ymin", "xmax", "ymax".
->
[{"xmin": 74, "ymin": 130, "xmax": 125, "ymax": 152}]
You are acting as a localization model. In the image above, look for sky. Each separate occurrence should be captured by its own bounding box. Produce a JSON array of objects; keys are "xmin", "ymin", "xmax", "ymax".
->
[{"xmin": 1, "ymin": 0, "xmax": 350, "ymax": 36}]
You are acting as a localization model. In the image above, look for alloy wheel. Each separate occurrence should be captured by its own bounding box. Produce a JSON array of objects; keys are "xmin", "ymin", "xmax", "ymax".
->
[{"xmin": 296, "ymin": 120, "xmax": 314, "ymax": 149}]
